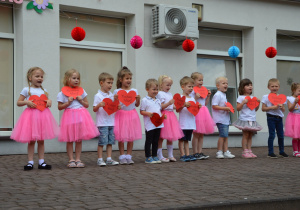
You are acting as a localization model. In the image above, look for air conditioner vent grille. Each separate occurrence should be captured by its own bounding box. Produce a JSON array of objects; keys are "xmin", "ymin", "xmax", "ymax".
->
[
  {"xmin": 165, "ymin": 8, "xmax": 186, "ymax": 34},
  {"xmin": 152, "ymin": 7, "xmax": 159, "ymax": 35}
]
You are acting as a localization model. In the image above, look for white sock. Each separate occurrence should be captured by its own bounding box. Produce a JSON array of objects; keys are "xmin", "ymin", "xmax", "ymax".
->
[
  {"xmin": 119, "ymin": 155, "xmax": 126, "ymax": 160},
  {"xmin": 38, "ymin": 159, "xmax": 44, "ymax": 165},
  {"xmin": 218, "ymin": 150, "xmax": 223, "ymax": 153},
  {"xmin": 157, "ymin": 148, "xmax": 163, "ymax": 159},
  {"xmin": 125, "ymin": 154, "xmax": 132, "ymax": 159},
  {"xmin": 167, "ymin": 145, "xmax": 173, "ymax": 158},
  {"xmin": 98, "ymin": 158, "xmax": 103, "ymax": 161},
  {"xmin": 107, "ymin": 157, "xmax": 112, "ymax": 161},
  {"xmin": 28, "ymin": 160, "xmax": 34, "ymax": 165}
]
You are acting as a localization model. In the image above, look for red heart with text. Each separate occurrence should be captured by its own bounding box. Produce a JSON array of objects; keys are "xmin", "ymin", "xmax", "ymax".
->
[
  {"xmin": 193, "ymin": 86, "xmax": 208, "ymax": 98},
  {"xmin": 117, "ymin": 90, "xmax": 136, "ymax": 106},
  {"xmin": 173, "ymin": 93, "xmax": 186, "ymax": 109},
  {"xmin": 151, "ymin": 113, "xmax": 165, "ymax": 127},
  {"xmin": 61, "ymin": 86, "xmax": 84, "ymax": 98},
  {"xmin": 297, "ymin": 96, "xmax": 300, "ymax": 106},
  {"xmin": 187, "ymin": 101, "xmax": 200, "ymax": 116},
  {"xmin": 225, "ymin": 102, "xmax": 234, "ymax": 113},
  {"xmin": 103, "ymin": 98, "xmax": 119, "ymax": 115},
  {"xmin": 245, "ymin": 96, "xmax": 259, "ymax": 110},
  {"xmin": 268, "ymin": 93, "xmax": 286, "ymax": 105},
  {"xmin": 29, "ymin": 94, "xmax": 48, "ymax": 111}
]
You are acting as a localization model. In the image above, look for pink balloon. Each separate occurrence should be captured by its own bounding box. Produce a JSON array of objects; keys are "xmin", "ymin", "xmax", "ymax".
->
[{"xmin": 130, "ymin": 35, "xmax": 143, "ymax": 49}]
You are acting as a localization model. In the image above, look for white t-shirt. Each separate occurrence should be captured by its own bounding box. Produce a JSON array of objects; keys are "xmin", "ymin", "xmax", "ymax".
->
[
  {"xmin": 261, "ymin": 94, "xmax": 286, "ymax": 117},
  {"xmin": 157, "ymin": 91, "xmax": 173, "ymax": 111},
  {"xmin": 179, "ymin": 96, "xmax": 196, "ymax": 130},
  {"xmin": 212, "ymin": 90, "xmax": 230, "ymax": 125},
  {"xmin": 287, "ymin": 96, "xmax": 300, "ymax": 114},
  {"xmin": 113, "ymin": 88, "xmax": 138, "ymax": 111},
  {"xmin": 57, "ymin": 89, "xmax": 88, "ymax": 109},
  {"xmin": 93, "ymin": 90, "xmax": 115, "ymax": 127},
  {"xmin": 190, "ymin": 90, "xmax": 206, "ymax": 106},
  {"xmin": 140, "ymin": 95, "xmax": 164, "ymax": 131},
  {"xmin": 237, "ymin": 95, "xmax": 256, "ymax": 121},
  {"xmin": 20, "ymin": 87, "xmax": 48, "ymax": 100}
]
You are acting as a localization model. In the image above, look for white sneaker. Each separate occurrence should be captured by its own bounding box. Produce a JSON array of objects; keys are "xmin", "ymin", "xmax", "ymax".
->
[
  {"xmin": 97, "ymin": 159, "xmax": 106, "ymax": 167},
  {"xmin": 106, "ymin": 159, "xmax": 119, "ymax": 166},
  {"xmin": 216, "ymin": 151, "xmax": 224, "ymax": 159},
  {"xmin": 224, "ymin": 151, "xmax": 235, "ymax": 159}
]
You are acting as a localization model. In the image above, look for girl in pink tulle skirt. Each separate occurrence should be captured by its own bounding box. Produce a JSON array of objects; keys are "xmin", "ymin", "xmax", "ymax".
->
[
  {"xmin": 190, "ymin": 72, "xmax": 215, "ymax": 160},
  {"xmin": 285, "ymin": 83, "xmax": 300, "ymax": 157},
  {"xmin": 11, "ymin": 67, "xmax": 59, "ymax": 171},
  {"xmin": 113, "ymin": 67, "xmax": 142, "ymax": 165},
  {"xmin": 156, "ymin": 75, "xmax": 183, "ymax": 162},
  {"xmin": 58, "ymin": 69, "xmax": 99, "ymax": 168}
]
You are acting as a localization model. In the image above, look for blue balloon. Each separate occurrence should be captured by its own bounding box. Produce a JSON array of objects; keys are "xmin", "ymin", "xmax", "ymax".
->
[{"xmin": 228, "ymin": 46, "xmax": 240, "ymax": 58}]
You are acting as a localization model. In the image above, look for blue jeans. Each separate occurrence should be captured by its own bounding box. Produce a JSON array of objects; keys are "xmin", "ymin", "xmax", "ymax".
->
[
  {"xmin": 216, "ymin": 123, "xmax": 229, "ymax": 138},
  {"xmin": 267, "ymin": 115, "xmax": 284, "ymax": 154},
  {"xmin": 98, "ymin": 126, "xmax": 115, "ymax": 146}
]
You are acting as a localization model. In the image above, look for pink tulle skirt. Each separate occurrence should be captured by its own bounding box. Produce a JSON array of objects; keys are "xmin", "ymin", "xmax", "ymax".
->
[
  {"xmin": 114, "ymin": 109, "xmax": 142, "ymax": 142},
  {"xmin": 160, "ymin": 110, "xmax": 183, "ymax": 141},
  {"xmin": 232, "ymin": 119, "xmax": 263, "ymax": 131},
  {"xmin": 10, "ymin": 108, "xmax": 59, "ymax": 143},
  {"xmin": 194, "ymin": 106, "xmax": 215, "ymax": 134},
  {"xmin": 58, "ymin": 108, "xmax": 99, "ymax": 142},
  {"xmin": 285, "ymin": 113, "xmax": 300, "ymax": 138}
]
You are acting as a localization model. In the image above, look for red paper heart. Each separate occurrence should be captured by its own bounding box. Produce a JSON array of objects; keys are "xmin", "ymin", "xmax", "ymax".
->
[
  {"xmin": 225, "ymin": 102, "xmax": 234, "ymax": 113},
  {"xmin": 103, "ymin": 98, "xmax": 119, "ymax": 115},
  {"xmin": 193, "ymin": 86, "xmax": 208, "ymax": 98},
  {"xmin": 298, "ymin": 96, "xmax": 300, "ymax": 106},
  {"xmin": 245, "ymin": 96, "xmax": 259, "ymax": 110},
  {"xmin": 61, "ymin": 86, "xmax": 84, "ymax": 98},
  {"xmin": 150, "ymin": 113, "xmax": 165, "ymax": 127},
  {"xmin": 29, "ymin": 94, "xmax": 48, "ymax": 111},
  {"xmin": 187, "ymin": 101, "xmax": 200, "ymax": 116},
  {"xmin": 268, "ymin": 93, "xmax": 287, "ymax": 105},
  {"xmin": 173, "ymin": 93, "xmax": 186, "ymax": 109},
  {"xmin": 117, "ymin": 90, "xmax": 136, "ymax": 106}
]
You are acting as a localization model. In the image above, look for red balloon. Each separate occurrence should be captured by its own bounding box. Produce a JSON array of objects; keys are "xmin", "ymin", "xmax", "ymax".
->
[
  {"xmin": 182, "ymin": 39, "xmax": 195, "ymax": 52},
  {"xmin": 130, "ymin": 35, "xmax": 143, "ymax": 49},
  {"xmin": 265, "ymin": 47, "xmax": 277, "ymax": 58},
  {"xmin": 71, "ymin": 27, "xmax": 86, "ymax": 42}
]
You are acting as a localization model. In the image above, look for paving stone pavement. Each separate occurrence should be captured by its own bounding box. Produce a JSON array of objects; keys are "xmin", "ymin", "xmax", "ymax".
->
[{"xmin": 0, "ymin": 146, "xmax": 300, "ymax": 210}]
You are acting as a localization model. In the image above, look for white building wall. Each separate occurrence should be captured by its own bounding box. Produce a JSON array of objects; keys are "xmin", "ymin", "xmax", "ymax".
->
[{"xmin": 1, "ymin": 0, "xmax": 299, "ymax": 154}]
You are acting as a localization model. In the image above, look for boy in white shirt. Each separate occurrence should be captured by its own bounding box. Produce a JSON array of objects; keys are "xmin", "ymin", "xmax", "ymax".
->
[
  {"xmin": 93, "ymin": 73, "xmax": 120, "ymax": 166},
  {"xmin": 212, "ymin": 77, "xmax": 235, "ymax": 159}
]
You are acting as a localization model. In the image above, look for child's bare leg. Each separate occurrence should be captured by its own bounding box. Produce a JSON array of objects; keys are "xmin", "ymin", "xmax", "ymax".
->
[
  {"xmin": 158, "ymin": 138, "xmax": 163, "ymax": 148},
  {"xmin": 107, "ymin": 144, "xmax": 112, "ymax": 157},
  {"xmin": 75, "ymin": 141, "xmax": 82, "ymax": 162},
  {"xmin": 178, "ymin": 140, "xmax": 184, "ymax": 156},
  {"xmin": 223, "ymin": 137, "xmax": 228, "ymax": 152},
  {"xmin": 27, "ymin": 141, "xmax": 36, "ymax": 161},
  {"xmin": 217, "ymin": 137, "xmax": 224, "ymax": 151},
  {"xmin": 242, "ymin": 131, "xmax": 249, "ymax": 150},
  {"xmin": 192, "ymin": 133, "xmax": 199, "ymax": 154},
  {"xmin": 184, "ymin": 141, "xmax": 189, "ymax": 156},
  {"xmin": 126, "ymin": 142, "xmax": 133, "ymax": 155},
  {"xmin": 66, "ymin": 142, "xmax": 74, "ymax": 161},
  {"xmin": 118, "ymin": 142, "xmax": 125, "ymax": 155},
  {"xmin": 98, "ymin": 145, "xmax": 103, "ymax": 159},
  {"xmin": 247, "ymin": 132, "xmax": 253, "ymax": 150},
  {"xmin": 37, "ymin": 140, "xmax": 45, "ymax": 160},
  {"xmin": 198, "ymin": 134, "xmax": 204, "ymax": 153}
]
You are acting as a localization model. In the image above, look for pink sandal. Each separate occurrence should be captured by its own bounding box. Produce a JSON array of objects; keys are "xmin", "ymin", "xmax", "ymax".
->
[
  {"xmin": 242, "ymin": 150, "xmax": 252, "ymax": 159},
  {"xmin": 248, "ymin": 150, "xmax": 257, "ymax": 158}
]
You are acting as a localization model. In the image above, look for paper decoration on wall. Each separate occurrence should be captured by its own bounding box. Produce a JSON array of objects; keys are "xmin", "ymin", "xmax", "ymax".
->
[
  {"xmin": 193, "ymin": 86, "xmax": 208, "ymax": 98},
  {"xmin": 225, "ymin": 102, "xmax": 235, "ymax": 113},
  {"xmin": 130, "ymin": 35, "xmax": 143, "ymax": 49},
  {"xmin": 71, "ymin": 27, "xmax": 86, "ymax": 42},
  {"xmin": 103, "ymin": 98, "xmax": 119, "ymax": 115},
  {"xmin": 117, "ymin": 90, "xmax": 136, "ymax": 106},
  {"xmin": 61, "ymin": 86, "xmax": 84, "ymax": 98},
  {"xmin": 228, "ymin": 46, "xmax": 240, "ymax": 58},
  {"xmin": 182, "ymin": 39, "xmax": 195, "ymax": 52},
  {"xmin": 29, "ymin": 94, "xmax": 47, "ymax": 111},
  {"xmin": 265, "ymin": 47, "xmax": 277, "ymax": 58},
  {"xmin": 187, "ymin": 101, "xmax": 200, "ymax": 116},
  {"xmin": 245, "ymin": 96, "xmax": 259, "ymax": 110},
  {"xmin": 150, "ymin": 113, "xmax": 165, "ymax": 127},
  {"xmin": 26, "ymin": 0, "xmax": 53, "ymax": 14},
  {"xmin": 173, "ymin": 93, "xmax": 186, "ymax": 109},
  {"xmin": 268, "ymin": 93, "xmax": 286, "ymax": 105}
]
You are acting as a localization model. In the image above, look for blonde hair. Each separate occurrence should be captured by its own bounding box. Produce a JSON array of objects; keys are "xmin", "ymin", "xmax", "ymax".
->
[
  {"xmin": 180, "ymin": 76, "xmax": 194, "ymax": 86},
  {"xmin": 158, "ymin": 75, "xmax": 173, "ymax": 91},
  {"xmin": 98, "ymin": 72, "xmax": 114, "ymax": 83},
  {"xmin": 191, "ymin": 72, "xmax": 203, "ymax": 80},
  {"xmin": 26, "ymin": 67, "xmax": 48, "ymax": 97},
  {"xmin": 145, "ymin": 79, "xmax": 158, "ymax": 89},
  {"xmin": 116, "ymin": 66, "xmax": 133, "ymax": 89},
  {"xmin": 291, "ymin": 83, "xmax": 300, "ymax": 95},
  {"xmin": 63, "ymin": 69, "xmax": 81, "ymax": 87},
  {"xmin": 215, "ymin": 77, "xmax": 228, "ymax": 85},
  {"xmin": 268, "ymin": 78, "xmax": 280, "ymax": 87}
]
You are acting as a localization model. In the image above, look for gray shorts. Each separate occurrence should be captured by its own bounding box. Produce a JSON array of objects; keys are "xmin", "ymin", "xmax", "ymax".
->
[{"xmin": 98, "ymin": 126, "xmax": 115, "ymax": 146}]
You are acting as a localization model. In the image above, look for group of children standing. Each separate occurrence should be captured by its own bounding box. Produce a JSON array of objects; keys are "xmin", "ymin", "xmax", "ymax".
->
[{"xmin": 10, "ymin": 66, "xmax": 300, "ymax": 170}]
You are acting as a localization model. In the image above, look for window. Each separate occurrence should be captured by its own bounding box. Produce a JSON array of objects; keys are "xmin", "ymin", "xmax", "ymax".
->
[{"xmin": 277, "ymin": 34, "xmax": 300, "ymax": 57}]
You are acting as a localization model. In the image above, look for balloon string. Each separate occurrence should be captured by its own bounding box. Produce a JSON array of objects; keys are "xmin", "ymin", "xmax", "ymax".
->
[{"xmin": 76, "ymin": 18, "xmax": 77, "ymax": 27}]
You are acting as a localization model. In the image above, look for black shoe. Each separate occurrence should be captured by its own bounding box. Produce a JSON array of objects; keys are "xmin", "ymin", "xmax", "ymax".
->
[
  {"xmin": 24, "ymin": 163, "xmax": 34, "ymax": 171},
  {"xmin": 279, "ymin": 152, "xmax": 289, "ymax": 158},
  {"xmin": 267, "ymin": 153, "xmax": 278, "ymax": 158},
  {"xmin": 194, "ymin": 153, "xmax": 201, "ymax": 160},
  {"xmin": 38, "ymin": 162, "xmax": 52, "ymax": 170},
  {"xmin": 199, "ymin": 153, "xmax": 209, "ymax": 160}
]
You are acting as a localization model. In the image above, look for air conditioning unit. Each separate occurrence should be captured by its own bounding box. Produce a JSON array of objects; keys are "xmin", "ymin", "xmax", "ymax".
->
[{"xmin": 152, "ymin": 4, "xmax": 199, "ymax": 43}]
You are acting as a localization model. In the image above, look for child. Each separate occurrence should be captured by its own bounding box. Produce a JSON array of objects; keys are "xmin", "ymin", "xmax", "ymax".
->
[
  {"xmin": 57, "ymin": 69, "xmax": 99, "ymax": 168},
  {"xmin": 11, "ymin": 67, "xmax": 59, "ymax": 170},
  {"xmin": 212, "ymin": 77, "xmax": 235, "ymax": 159},
  {"xmin": 262, "ymin": 78, "xmax": 288, "ymax": 158},
  {"xmin": 177, "ymin": 76, "xmax": 200, "ymax": 162},
  {"xmin": 233, "ymin": 79, "xmax": 262, "ymax": 158},
  {"xmin": 284, "ymin": 83, "xmax": 300, "ymax": 157},
  {"xmin": 190, "ymin": 72, "xmax": 215, "ymax": 160},
  {"xmin": 113, "ymin": 66, "xmax": 142, "ymax": 165},
  {"xmin": 93, "ymin": 73, "xmax": 120, "ymax": 166},
  {"xmin": 141, "ymin": 79, "xmax": 164, "ymax": 164},
  {"xmin": 156, "ymin": 75, "xmax": 183, "ymax": 162}
]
